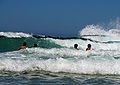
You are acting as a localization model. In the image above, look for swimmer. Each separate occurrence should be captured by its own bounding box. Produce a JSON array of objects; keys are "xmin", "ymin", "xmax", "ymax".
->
[
  {"xmin": 74, "ymin": 44, "xmax": 79, "ymax": 50},
  {"xmin": 86, "ymin": 44, "xmax": 91, "ymax": 51},
  {"xmin": 18, "ymin": 42, "xmax": 27, "ymax": 50},
  {"xmin": 34, "ymin": 44, "xmax": 37, "ymax": 47}
]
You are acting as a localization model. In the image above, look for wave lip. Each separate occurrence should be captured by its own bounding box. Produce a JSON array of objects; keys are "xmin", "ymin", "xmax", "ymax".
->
[
  {"xmin": 80, "ymin": 25, "xmax": 120, "ymax": 36},
  {"xmin": 0, "ymin": 32, "xmax": 32, "ymax": 38},
  {"xmin": 80, "ymin": 25, "xmax": 107, "ymax": 36}
]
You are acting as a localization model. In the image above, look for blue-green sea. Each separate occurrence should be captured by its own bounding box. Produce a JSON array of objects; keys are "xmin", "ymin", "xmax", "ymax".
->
[{"xmin": 1, "ymin": 26, "xmax": 120, "ymax": 85}]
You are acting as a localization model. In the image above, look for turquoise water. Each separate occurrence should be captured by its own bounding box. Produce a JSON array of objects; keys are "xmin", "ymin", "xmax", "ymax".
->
[{"xmin": 1, "ymin": 29, "xmax": 120, "ymax": 84}]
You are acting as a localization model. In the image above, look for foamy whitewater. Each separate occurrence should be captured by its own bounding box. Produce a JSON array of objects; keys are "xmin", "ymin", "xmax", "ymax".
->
[{"xmin": 1, "ymin": 22, "xmax": 120, "ymax": 84}]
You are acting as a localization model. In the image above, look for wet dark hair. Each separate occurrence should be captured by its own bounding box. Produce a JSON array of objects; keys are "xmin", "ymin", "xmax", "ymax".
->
[
  {"xmin": 23, "ymin": 42, "xmax": 26, "ymax": 46},
  {"xmin": 88, "ymin": 44, "xmax": 91, "ymax": 48},
  {"xmin": 74, "ymin": 44, "xmax": 78, "ymax": 48},
  {"xmin": 34, "ymin": 44, "xmax": 37, "ymax": 47}
]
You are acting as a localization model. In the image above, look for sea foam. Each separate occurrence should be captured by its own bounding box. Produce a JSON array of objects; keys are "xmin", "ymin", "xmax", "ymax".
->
[
  {"xmin": 0, "ymin": 47, "xmax": 120, "ymax": 75},
  {"xmin": 0, "ymin": 32, "xmax": 32, "ymax": 38}
]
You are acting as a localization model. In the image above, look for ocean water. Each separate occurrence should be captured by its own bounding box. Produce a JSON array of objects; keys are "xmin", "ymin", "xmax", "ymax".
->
[{"xmin": 1, "ymin": 25, "xmax": 120, "ymax": 85}]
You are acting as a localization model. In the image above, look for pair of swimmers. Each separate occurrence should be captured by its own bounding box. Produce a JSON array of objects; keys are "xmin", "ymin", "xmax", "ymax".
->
[
  {"xmin": 18, "ymin": 42, "xmax": 37, "ymax": 50},
  {"xmin": 74, "ymin": 44, "xmax": 91, "ymax": 51}
]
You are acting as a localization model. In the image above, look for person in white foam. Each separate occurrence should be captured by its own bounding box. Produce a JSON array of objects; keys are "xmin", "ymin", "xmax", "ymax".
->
[
  {"xmin": 86, "ymin": 44, "xmax": 91, "ymax": 51},
  {"xmin": 74, "ymin": 44, "xmax": 79, "ymax": 50}
]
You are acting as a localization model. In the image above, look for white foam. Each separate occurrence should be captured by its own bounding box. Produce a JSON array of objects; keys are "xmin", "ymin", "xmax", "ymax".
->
[
  {"xmin": 109, "ymin": 29, "xmax": 120, "ymax": 35},
  {"xmin": 48, "ymin": 37, "xmax": 120, "ymax": 51},
  {"xmin": 80, "ymin": 18, "xmax": 120, "ymax": 36},
  {"xmin": 80, "ymin": 25, "xmax": 107, "ymax": 36},
  {"xmin": 0, "ymin": 32, "xmax": 32, "ymax": 38},
  {"xmin": 21, "ymin": 48, "xmax": 88, "ymax": 58},
  {"xmin": 25, "ymin": 48, "xmax": 120, "ymax": 58},
  {"xmin": 0, "ymin": 56, "xmax": 120, "ymax": 75},
  {"xmin": 79, "ymin": 25, "xmax": 120, "ymax": 42},
  {"xmin": 80, "ymin": 25, "xmax": 120, "ymax": 36},
  {"xmin": 48, "ymin": 38, "xmax": 89, "ymax": 50},
  {"xmin": 0, "ymin": 48, "xmax": 120, "ymax": 75}
]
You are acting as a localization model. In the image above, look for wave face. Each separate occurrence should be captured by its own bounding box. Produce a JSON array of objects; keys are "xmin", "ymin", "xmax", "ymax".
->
[{"xmin": 0, "ymin": 24, "xmax": 120, "ymax": 75}]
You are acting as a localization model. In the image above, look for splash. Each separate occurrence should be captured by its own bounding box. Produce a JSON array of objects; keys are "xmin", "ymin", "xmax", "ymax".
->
[
  {"xmin": 79, "ymin": 18, "xmax": 120, "ymax": 36},
  {"xmin": 80, "ymin": 25, "xmax": 107, "ymax": 36}
]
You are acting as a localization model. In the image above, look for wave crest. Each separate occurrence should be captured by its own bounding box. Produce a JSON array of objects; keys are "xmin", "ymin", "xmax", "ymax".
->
[
  {"xmin": 80, "ymin": 25, "xmax": 120, "ymax": 36},
  {"xmin": 0, "ymin": 32, "xmax": 32, "ymax": 38},
  {"xmin": 80, "ymin": 25, "xmax": 106, "ymax": 36}
]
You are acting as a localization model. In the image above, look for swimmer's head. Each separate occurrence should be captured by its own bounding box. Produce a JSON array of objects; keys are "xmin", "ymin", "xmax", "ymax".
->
[
  {"xmin": 23, "ymin": 42, "xmax": 26, "ymax": 46},
  {"xmin": 74, "ymin": 44, "xmax": 78, "ymax": 48},
  {"xmin": 88, "ymin": 44, "xmax": 91, "ymax": 48},
  {"xmin": 34, "ymin": 44, "xmax": 37, "ymax": 47}
]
